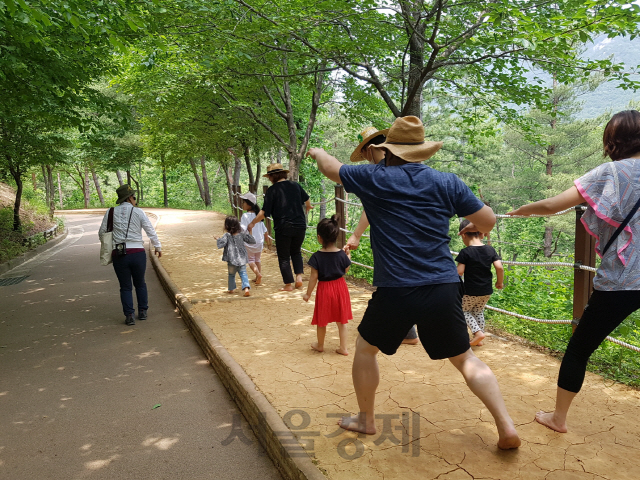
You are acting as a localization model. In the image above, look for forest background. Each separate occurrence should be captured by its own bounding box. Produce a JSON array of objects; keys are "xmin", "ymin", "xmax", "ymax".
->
[{"xmin": 2, "ymin": 0, "xmax": 640, "ymax": 385}]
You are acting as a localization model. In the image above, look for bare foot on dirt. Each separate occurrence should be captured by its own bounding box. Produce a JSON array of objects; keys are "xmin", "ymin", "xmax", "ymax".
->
[
  {"xmin": 311, "ymin": 342, "xmax": 324, "ymax": 352},
  {"xmin": 295, "ymin": 281, "xmax": 303, "ymax": 289},
  {"xmin": 497, "ymin": 424, "xmax": 521, "ymax": 449},
  {"xmin": 338, "ymin": 415, "xmax": 376, "ymax": 435},
  {"xmin": 402, "ymin": 338, "xmax": 419, "ymax": 345},
  {"xmin": 243, "ymin": 288, "xmax": 251, "ymax": 297},
  {"xmin": 477, "ymin": 341, "xmax": 484, "ymax": 346},
  {"xmin": 226, "ymin": 290, "xmax": 235, "ymax": 294},
  {"xmin": 255, "ymin": 274, "xmax": 262, "ymax": 285},
  {"xmin": 535, "ymin": 411, "xmax": 567, "ymax": 433},
  {"xmin": 335, "ymin": 348, "xmax": 349, "ymax": 356},
  {"xmin": 280, "ymin": 284, "xmax": 294, "ymax": 292},
  {"xmin": 470, "ymin": 331, "xmax": 486, "ymax": 346}
]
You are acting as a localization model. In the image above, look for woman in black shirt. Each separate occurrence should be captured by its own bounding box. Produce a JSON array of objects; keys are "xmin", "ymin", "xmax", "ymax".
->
[{"xmin": 248, "ymin": 163, "xmax": 312, "ymax": 291}]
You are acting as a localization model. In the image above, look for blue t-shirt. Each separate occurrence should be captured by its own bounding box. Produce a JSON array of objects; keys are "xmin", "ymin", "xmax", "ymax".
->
[{"xmin": 339, "ymin": 161, "xmax": 484, "ymax": 287}]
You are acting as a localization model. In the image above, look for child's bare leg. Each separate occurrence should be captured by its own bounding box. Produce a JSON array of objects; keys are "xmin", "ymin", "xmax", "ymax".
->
[
  {"xmin": 448, "ymin": 349, "xmax": 520, "ymax": 449},
  {"xmin": 249, "ymin": 262, "xmax": 260, "ymax": 280},
  {"xmin": 535, "ymin": 386, "xmax": 576, "ymax": 433},
  {"xmin": 255, "ymin": 262, "xmax": 262, "ymax": 284},
  {"xmin": 402, "ymin": 325, "xmax": 419, "ymax": 345},
  {"xmin": 339, "ymin": 335, "xmax": 378, "ymax": 434},
  {"xmin": 336, "ymin": 323, "xmax": 348, "ymax": 355},
  {"xmin": 311, "ymin": 326, "xmax": 326, "ymax": 352}
]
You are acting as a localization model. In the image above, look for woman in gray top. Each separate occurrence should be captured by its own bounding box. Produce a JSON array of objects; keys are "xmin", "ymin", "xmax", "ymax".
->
[
  {"xmin": 216, "ymin": 216, "xmax": 255, "ymax": 296},
  {"xmin": 98, "ymin": 184, "xmax": 161, "ymax": 326}
]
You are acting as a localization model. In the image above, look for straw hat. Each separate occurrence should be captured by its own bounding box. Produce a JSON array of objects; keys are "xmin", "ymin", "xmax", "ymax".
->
[
  {"xmin": 239, "ymin": 192, "xmax": 257, "ymax": 205},
  {"xmin": 116, "ymin": 184, "xmax": 135, "ymax": 204},
  {"xmin": 370, "ymin": 116, "xmax": 442, "ymax": 162},
  {"xmin": 350, "ymin": 126, "xmax": 390, "ymax": 163},
  {"xmin": 263, "ymin": 163, "xmax": 289, "ymax": 177}
]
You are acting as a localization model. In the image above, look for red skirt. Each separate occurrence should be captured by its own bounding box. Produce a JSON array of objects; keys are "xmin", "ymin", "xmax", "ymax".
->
[{"xmin": 312, "ymin": 277, "xmax": 352, "ymax": 327}]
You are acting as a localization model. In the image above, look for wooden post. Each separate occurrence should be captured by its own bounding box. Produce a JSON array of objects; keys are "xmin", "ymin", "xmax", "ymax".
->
[
  {"xmin": 335, "ymin": 184, "xmax": 346, "ymax": 249},
  {"xmin": 263, "ymin": 185, "xmax": 273, "ymax": 249},
  {"xmin": 573, "ymin": 204, "xmax": 596, "ymax": 331}
]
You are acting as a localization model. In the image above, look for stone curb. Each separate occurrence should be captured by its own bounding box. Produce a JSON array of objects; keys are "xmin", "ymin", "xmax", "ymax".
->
[
  {"xmin": 0, "ymin": 228, "xmax": 69, "ymax": 276},
  {"xmin": 148, "ymin": 244, "xmax": 327, "ymax": 480}
]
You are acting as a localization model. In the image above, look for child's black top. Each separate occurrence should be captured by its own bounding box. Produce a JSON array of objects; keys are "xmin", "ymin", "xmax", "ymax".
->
[
  {"xmin": 308, "ymin": 250, "xmax": 351, "ymax": 282},
  {"xmin": 455, "ymin": 245, "xmax": 500, "ymax": 296}
]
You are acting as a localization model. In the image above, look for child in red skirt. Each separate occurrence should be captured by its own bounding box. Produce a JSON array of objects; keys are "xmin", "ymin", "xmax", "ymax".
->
[{"xmin": 303, "ymin": 215, "xmax": 352, "ymax": 355}]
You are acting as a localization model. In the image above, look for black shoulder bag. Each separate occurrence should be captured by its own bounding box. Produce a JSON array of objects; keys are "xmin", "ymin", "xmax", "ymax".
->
[
  {"xmin": 114, "ymin": 208, "xmax": 134, "ymax": 257},
  {"xmin": 601, "ymin": 196, "xmax": 640, "ymax": 256}
]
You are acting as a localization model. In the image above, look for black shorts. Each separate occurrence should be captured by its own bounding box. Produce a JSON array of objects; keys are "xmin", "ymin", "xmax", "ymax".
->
[{"xmin": 357, "ymin": 282, "xmax": 470, "ymax": 359}]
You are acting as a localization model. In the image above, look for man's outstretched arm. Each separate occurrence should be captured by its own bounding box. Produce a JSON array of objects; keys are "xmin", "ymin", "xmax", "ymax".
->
[{"xmin": 306, "ymin": 148, "xmax": 343, "ymax": 184}]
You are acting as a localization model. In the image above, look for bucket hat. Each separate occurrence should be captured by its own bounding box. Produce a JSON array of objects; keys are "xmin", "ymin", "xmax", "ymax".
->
[
  {"xmin": 116, "ymin": 184, "xmax": 136, "ymax": 204},
  {"xmin": 370, "ymin": 116, "xmax": 442, "ymax": 162},
  {"xmin": 263, "ymin": 163, "xmax": 289, "ymax": 177},
  {"xmin": 239, "ymin": 192, "xmax": 257, "ymax": 205},
  {"xmin": 350, "ymin": 126, "xmax": 389, "ymax": 163}
]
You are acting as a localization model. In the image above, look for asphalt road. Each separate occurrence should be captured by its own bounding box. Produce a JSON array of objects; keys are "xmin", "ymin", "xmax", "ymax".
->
[{"xmin": 0, "ymin": 214, "xmax": 282, "ymax": 480}]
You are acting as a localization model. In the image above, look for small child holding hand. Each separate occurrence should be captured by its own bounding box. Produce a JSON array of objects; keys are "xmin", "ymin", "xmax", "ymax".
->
[
  {"xmin": 455, "ymin": 219, "xmax": 504, "ymax": 346},
  {"xmin": 216, "ymin": 216, "xmax": 256, "ymax": 297},
  {"xmin": 303, "ymin": 216, "xmax": 352, "ymax": 355}
]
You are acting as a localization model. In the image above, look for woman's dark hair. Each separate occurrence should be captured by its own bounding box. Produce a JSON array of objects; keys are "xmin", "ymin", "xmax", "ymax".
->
[
  {"xmin": 243, "ymin": 199, "xmax": 260, "ymax": 215},
  {"xmin": 317, "ymin": 215, "xmax": 340, "ymax": 247},
  {"xmin": 603, "ymin": 110, "xmax": 640, "ymax": 161},
  {"xmin": 459, "ymin": 219, "xmax": 480, "ymax": 238},
  {"xmin": 224, "ymin": 216, "xmax": 241, "ymax": 235},
  {"xmin": 268, "ymin": 171, "xmax": 288, "ymax": 183}
]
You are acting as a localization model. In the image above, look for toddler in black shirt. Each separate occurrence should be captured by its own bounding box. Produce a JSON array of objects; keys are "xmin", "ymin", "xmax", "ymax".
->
[{"xmin": 455, "ymin": 220, "xmax": 504, "ymax": 346}]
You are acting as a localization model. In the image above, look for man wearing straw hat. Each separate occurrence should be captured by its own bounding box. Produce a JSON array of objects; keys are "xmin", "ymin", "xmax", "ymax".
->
[{"xmin": 306, "ymin": 116, "xmax": 520, "ymax": 449}]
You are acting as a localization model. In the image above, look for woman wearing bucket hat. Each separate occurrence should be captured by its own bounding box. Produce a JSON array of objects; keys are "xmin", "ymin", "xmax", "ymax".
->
[
  {"xmin": 247, "ymin": 164, "xmax": 312, "ymax": 291},
  {"xmin": 347, "ymin": 126, "xmax": 420, "ymax": 345},
  {"xmin": 98, "ymin": 184, "xmax": 162, "ymax": 326},
  {"xmin": 306, "ymin": 116, "xmax": 521, "ymax": 449}
]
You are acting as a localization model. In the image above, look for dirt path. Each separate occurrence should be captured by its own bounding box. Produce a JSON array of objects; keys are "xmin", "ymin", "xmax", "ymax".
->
[{"xmin": 157, "ymin": 209, "xmax": 640, "ymax": 480}]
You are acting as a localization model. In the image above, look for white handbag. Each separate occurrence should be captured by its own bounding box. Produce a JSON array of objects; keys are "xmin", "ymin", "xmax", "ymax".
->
[{"xmin": 100, "ymin": 208, "xmax": 114, "ymax": 266}]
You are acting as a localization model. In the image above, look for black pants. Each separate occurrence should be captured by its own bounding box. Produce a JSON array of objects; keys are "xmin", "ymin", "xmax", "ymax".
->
[
  {"xmin": 112, "ymin": 251, "xmax": 148, "ymax": 316},
  {"xmin": 558, "ymin": 289, "xmax": 640, "ymax": 393},
  {"xmin": 274, "ymin": 225, "xmax": 306, "ymax": 284}
]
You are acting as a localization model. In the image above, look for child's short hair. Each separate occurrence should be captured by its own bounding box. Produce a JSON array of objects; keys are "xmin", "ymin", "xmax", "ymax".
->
[
  {"xmin": 224, "ymin": 216, "xmax": 241, "ymax": 235},
  {"xmin": 459, "ymin": 219, "xmax": 480, "ymax": 238},
  {"xmin": 317, "ymin": 215, "xmax": 340, "ymax": 247}
]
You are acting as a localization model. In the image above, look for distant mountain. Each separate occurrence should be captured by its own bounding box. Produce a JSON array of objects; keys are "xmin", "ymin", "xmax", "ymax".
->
[{"xmin": 576, "ymin": 35, "xmax": 640, "ymax": 119}]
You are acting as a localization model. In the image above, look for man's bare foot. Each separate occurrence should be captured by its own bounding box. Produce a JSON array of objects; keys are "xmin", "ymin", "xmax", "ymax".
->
[
  {"xmin": 243, "ymin": 288, "xmax": 251, "ymax": 297},
  {"xmin": 335, "ymin": 347, "xmax": 349, "ymax": 356},
  {"xmin": 280, "ymin": 284, "xmax": 294, "ymax": 291},
  {"xmin": 470, "ymin": 330, "xmax": 486, "ymax": 346},
  {"xmin": 226, "ymin": 290, "xmax": 235, "ymax": 294},
  {"xmin": 477, "ymin": 341, "xmax": 484, "ymax": 346},
  {"xmin": 311, "ymin": 342, "xmax": 324, "ymax": 352},
  {"xmin": 295, "ymin": 281, "xmax": 303, "ymax": 289},
  {"xmin": 535, "ymin": 411, "xmax": 567, "ymax": 433},
  {"xmin": 497, "ymin": 424, "xmax": 521, "ymax": 449},
  {"xmin": 402, "ymin": 338, "xmax": 419, "ymax": 345},
  {"xmin": 255, "ymin": 274, "xmax": 262, "ymax": 285},
  {"xmin": 338, "ymin": 415, "xmax": 376, "ymax": 435}
]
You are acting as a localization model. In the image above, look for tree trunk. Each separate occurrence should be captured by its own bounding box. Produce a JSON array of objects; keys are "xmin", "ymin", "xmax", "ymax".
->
[
  {"xmin": 91, "ymin": 166, "xmax": 105, "ymax": 206},
  {"xmin": 233, "ymin": 153, "xmax": 242, "ymax": 185},
  {"xmin": 320, "ymin": 177, "xmax": 327, "ymax": 220},
  {"xmin": 31, "ymin": 172, "xmax": 37, "ymax": 191},
  {"xmin": 126, "ymin": 170, "xmax": 131, "ymax": 185},
  {"xmin": 138, "ymin": 162, "xmax": 144, "ymax": 203},
  {"xmin": 161, "ymin": 154, "xmax": 168, "ymax": 208},
  {"xmin": 543, "ymin": 225, "xmax": 554, "ymax": 258},
  {"xmin": 129, "ymin": 173, "xmax": 140, "ymax": 203},
  {"xmin": 41, "ymin": 165, "xmax": 52, "ymax": 216},
  {"xmin": 189, "ymin": 158, "xmax": 205, "ymax": 202},
  {"xmin": 200, "ymin": 155, "xmax": 211, "ymax": 207},
  {"xmin": 8, "ymin": 161, "xmax": 23, "ymax": 231},
  {"xmin": 400, "ymin": 3, "xmax": 427, "ymax": 118},
  {"xmin": 242, "ymin": 145, "xmax": 256, "ymax": 193},
  {"xmin": 83, "ymin": 166, "xmax": 91, "ymax": 209},
  {"xmin": 116, "ymin": 170, "xmax": 124, "ymax": 186},
  {"xmin": 225, "ymin": 165, "xmax": 234, "ymax": 208},
  {"xmin": 46, "ymin": 165, "xmax": 55, "ymax": 217},
  {"xmin": 57, "ymin": 172, "xmax": 64, "ymax": 209}
]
